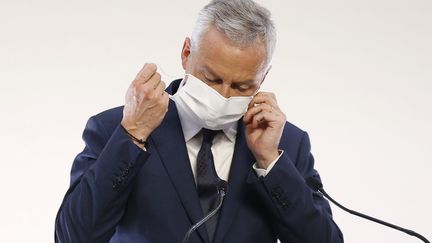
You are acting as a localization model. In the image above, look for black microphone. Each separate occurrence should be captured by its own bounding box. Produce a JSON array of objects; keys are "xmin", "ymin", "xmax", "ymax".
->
[
  {"xmin": 183, "ymin": 180, "xmax": 228, "ymax": 243},
  {"xmin": 306, "ymin": 177, "xmax": 430, "ymax": 243}
]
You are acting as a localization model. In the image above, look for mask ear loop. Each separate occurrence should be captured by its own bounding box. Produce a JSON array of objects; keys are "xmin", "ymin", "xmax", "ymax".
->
[
  {"xmin": 155, "ymin": 63, "xmax": 183, "ymax": 83},
  {"xmin": 251, "ymin": 64, "xmax": 272, "ymax": 97},
  {"xmin": 154, "ymin": 63, "xmax": 183, "ymax": 98},
  {"xmin": 249, "ymin": 64, "xmax": 271, "ymax": 108}
]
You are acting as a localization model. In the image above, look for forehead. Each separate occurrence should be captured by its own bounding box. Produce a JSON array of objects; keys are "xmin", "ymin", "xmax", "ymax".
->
[{"xmin": 195, "ymin": 27, "xmax": 267, "ymax": 81}]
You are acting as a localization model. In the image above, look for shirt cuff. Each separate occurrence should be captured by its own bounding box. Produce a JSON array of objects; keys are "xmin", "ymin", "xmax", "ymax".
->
[{"xmin": 252, "ymin": 150, "xmax": 284, "ymax": 177}]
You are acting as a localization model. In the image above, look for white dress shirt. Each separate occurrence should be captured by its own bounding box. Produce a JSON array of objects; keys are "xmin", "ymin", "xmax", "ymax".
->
[{"xmin": 171, "ymin": 96, "xmax": 280, "ymax": 182}]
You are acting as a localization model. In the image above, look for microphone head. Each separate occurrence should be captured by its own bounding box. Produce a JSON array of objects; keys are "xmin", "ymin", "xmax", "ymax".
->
[
  {"xmin": 217, "ymin": 180, "xmax": 228, "ymax": 194},
  {"xmin": 306, "ymin": 177, "xmax": 323, "ymax": 192}
]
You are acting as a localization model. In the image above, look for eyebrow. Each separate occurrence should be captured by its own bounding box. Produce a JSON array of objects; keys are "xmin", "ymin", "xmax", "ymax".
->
[{"xmin": 203, "ymin": 65, "xmax": 256, "ymax": 85}]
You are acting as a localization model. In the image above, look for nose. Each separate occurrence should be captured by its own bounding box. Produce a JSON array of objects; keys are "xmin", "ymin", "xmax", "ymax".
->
[{"xmin": 219, "ymin": 82, "xmax": 231, "ymax": 98}]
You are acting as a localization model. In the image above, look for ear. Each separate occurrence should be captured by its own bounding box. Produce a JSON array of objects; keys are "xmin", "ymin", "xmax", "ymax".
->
[
  {"xmin": 260, "ymin": 65, "xmax": 272, "ymax": 85},
  {"xmin": 181, "ymin": 37, "xmax": 192, "ymax": 70}
]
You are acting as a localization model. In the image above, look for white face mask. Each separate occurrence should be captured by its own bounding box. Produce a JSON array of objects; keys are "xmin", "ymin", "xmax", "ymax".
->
[{"xmin": 171, "ymin": 73, "xmax": 254, "ymax": 130}]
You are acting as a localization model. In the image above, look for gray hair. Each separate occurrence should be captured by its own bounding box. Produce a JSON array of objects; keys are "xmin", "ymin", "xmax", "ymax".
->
[{"xmin": 191, "ymin": 0, "xmax": 276, "ymax": 66}]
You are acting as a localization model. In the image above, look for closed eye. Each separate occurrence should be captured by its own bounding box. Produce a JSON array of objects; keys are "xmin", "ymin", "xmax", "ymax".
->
[
  {"xmin": 232, "ymin": 83, "xmax": 252, "ymax": 92},
  {"xmin": 204, "ymin": 76, "xmax": 222, "ymax": 84}
]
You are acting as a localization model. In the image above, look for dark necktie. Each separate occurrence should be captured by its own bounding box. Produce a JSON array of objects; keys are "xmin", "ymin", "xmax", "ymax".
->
[{"xmin": 196, "ymin": 128, "xmax": 221, "ymax": 241}]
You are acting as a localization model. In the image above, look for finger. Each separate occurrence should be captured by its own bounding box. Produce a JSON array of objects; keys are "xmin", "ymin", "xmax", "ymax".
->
[
  {"xmin": 251, "ymin": 110, "xmax": 279, "ymax": 128},
  {"xmin": 148, "ymin": 80, "xmax": 166, "ymax": 102},
  {"xmin": 140, "ymin": 71, "xmax": 162, "ymax": 90},
  {"xmin": 133, "ymin": 73, "xmax": 162, "ymax": 103},
  {"xmin": 251, "ymin": 93, "xmax": 276, "ymax": 106},
  {"xmin": 154, "ymin": 80, "xmax": 166, "ymax": 96},
  {"xmin": 152, "ymin": 91, "xmax": 169, "ymax": 114},
  {"xmin": 159, "ymin": 91, "xmax": 170, "ymax": 108},
  {"xmin": 134, "ymin": 63, "xmax": 158, "ymax": 84},
  {"xmin": 250, "ymin": 92, "xmax": 278, "ymax": 108},
  {"xmin": 243, "ymin": 103, "xmax": 273, "ymax": 123}
]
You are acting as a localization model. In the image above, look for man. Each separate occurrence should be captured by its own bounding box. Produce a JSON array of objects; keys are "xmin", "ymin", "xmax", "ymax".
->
[{"xmin": 55, "ymin": 0, "xmax": 344, "ymax": 242}]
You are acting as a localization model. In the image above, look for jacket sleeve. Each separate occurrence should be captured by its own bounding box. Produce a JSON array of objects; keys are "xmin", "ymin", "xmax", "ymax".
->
[
  {"xmin": 55, "ymin": 116, "xmax": 150, "ymax": 243},
  {"xmin": 247, "ymin": 131, "xmax": 344, "ymax": 243}
]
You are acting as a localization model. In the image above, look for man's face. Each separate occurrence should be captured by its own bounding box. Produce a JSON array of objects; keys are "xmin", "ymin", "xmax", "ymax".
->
[{"xmin": 181, "ymin": 26, "xmax": 268, "ymax": 98}]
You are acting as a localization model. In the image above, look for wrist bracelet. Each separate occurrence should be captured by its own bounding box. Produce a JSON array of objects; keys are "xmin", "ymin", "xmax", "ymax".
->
[{"xmin": 121, "ymin": 125, "xmax": 146, "ymax": 145}]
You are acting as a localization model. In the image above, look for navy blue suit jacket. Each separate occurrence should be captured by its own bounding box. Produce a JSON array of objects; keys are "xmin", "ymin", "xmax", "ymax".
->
[{"xmin": 55, "ymin": 79, "xmax": 343, "ymax": 243}]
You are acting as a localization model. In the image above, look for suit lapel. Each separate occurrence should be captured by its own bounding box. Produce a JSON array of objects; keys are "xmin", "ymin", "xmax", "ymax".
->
[
  {"xmin": 213, "ymin": 122, "xmax": 255, "ymax": 243},
  {"xmin": 150, "ymin": 100, "xmax": 210, "ymax": 243}
]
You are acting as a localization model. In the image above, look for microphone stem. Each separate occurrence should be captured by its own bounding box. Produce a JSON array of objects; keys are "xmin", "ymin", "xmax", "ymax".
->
[
  {"xmin": 183, "ymin": 191, "xmax": 226, "ymax": 243},
  {"xmin": 320, "ymin": 189, "xmax": 430, "ymax": 243}
]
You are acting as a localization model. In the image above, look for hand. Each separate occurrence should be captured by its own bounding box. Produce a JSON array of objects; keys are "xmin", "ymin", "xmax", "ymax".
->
[
  {"xmin": 121, "ymin": 63, "xmax": 169, "ymax": 146},
  {"xmin": 243, "ymin": 92, "xmax": 286, "ymax": 169}
]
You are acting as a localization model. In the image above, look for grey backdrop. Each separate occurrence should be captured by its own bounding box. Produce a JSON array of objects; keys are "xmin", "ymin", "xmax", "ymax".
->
[{"xmin": 0, "ymin": 0, "xmax": 431, "ymax": 242}]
